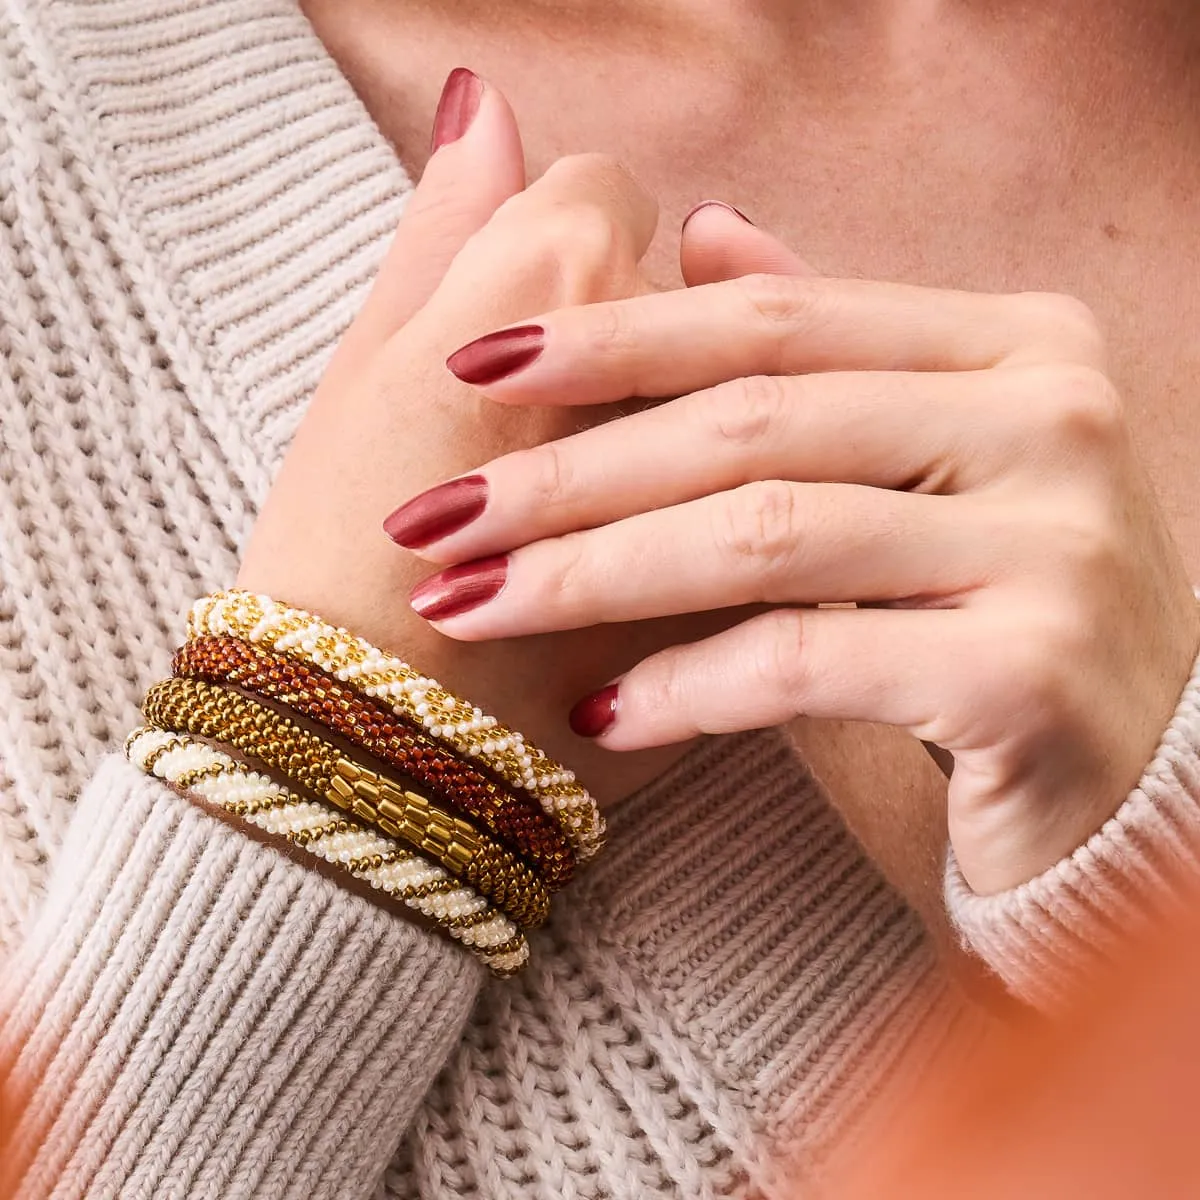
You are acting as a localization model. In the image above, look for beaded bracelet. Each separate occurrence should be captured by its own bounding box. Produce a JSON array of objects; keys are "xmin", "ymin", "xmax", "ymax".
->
[
  {"xmin": 188, "ymin": 590, "xmax": 603, "ymax": 859},
  {"xmin": 143, "ymin": 677, "xmax": 551, "ymax": 929},
  {"xmin": 174, "ymin": 635, "xmax": 576, "ymax": 890},
  {"xmin": 125, "ymin": 727, "xmax": 529, "ymax": 974}
]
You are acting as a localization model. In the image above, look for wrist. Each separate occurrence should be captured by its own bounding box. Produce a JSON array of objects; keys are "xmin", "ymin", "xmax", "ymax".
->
[{"xmin": 240, "ymin": 385, "xmax": 689, "ymax": 802}]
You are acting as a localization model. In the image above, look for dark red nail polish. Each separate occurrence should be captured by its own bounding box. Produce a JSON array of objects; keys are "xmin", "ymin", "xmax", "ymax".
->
[
  {"xmin": 568, "ymin": 684, "xmax": 620, "ymax": 738},
  {"xmin": 431, "ymin": 67, "xmax": 483, "ymax": 152},
  {"xmin": 384, "ymin": 476, "xmax": 488, "ymax": 550},
  {"xmin": 682, "ymin": 199, "xmax": 754, "ymax": 228},
  {"xmin": 447, "ymin": 326, "xmax": 545, "ymax": 386},
  {"xmin": 410, "ymin": 555, "xmax": 508, "ymax": 621}
]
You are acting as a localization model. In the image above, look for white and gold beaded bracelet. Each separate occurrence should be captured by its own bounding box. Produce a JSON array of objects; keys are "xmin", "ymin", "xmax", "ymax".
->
[
  {"xmin": 187, "ymin": 589, "xmax": 604, "ymax": 859},
  {"xmin": 125, "ymin": 727, "xmax": 529, "ymax": 975}
]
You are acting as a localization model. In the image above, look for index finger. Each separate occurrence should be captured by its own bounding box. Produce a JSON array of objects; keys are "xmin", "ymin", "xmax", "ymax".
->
[{"xmin": 442, "ymin": 275, "xmax": 1106, "ymax": 405}]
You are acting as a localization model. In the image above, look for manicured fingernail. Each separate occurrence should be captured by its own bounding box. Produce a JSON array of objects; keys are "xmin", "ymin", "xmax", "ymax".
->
[
  {"xmin": 568, "ymin": 683, "xmax": 620, "ymax": 738},
  {"xmin": 431, "ymin": 67, "xmax": 483, "ymax": 152},
  {"xmin": 384, "ymin": 476, "xmax": 488, "ymax": 549},
  {"xmin": 682, "ymin": 199, "xmax": 754, "ymax": 227},
  {"xmin": 410, "ymin": 555, "xmax": 508, "ymax": 621},
  {"xmin": 447, "ymin": 325, "xmax": 545, "ymax": 386}
]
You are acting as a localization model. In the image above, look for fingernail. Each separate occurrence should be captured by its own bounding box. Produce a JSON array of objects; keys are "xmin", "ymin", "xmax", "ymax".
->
[
  {"xmin": 384, "ymin": 475, "xmax": 488, "ymax": 550},
  {"xmin": 447, "ymin": 325, "xmax": 545, "ymax": 386},
  {"xmin": 568, "ymin": 683, "xmax": 620, "ymax": 738},
  {"xmin": 410, "ymin": 555, "xmax": 508, "ymax": 621},
  {"xmin": 431, "ymin": 67, "xmax": 483, "ymax": 152},
  {"xmin": 682, "ymin": 200, "xmax": 755, "ymax": 228}
]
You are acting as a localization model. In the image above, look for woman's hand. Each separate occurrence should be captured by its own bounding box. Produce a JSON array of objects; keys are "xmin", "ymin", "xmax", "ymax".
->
[
  {"xmin": 238, "ymin": 72, "xmax": 691, "ymax": 802},
  {"xmin": 388, "ymin": 239, "xmax": 1200, "ymax": 893}
]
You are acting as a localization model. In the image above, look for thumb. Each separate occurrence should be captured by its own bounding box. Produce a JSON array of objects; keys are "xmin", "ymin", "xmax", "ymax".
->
[
  {"xmin": 679, "ymin": 200, "xmax": 816, "ymax": 285},
  {"xmin": 330, "ymin": 69, "xmax": 526, "ymax": 370}
]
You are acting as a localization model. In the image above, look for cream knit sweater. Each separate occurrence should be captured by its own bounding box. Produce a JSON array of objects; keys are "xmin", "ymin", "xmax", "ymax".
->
[{"xmin": 3, "ymin": 2, "xmax": 1200, "ymax": 1197}]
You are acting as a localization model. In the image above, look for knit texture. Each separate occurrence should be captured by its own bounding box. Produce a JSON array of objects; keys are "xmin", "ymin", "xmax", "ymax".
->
[
  {"xmin": 0, "ymin": 758, "xmax": 479, "ymax": 1199},
  {"xmin": 0, "ymin": 0, "xmax": 1197, "ymax": 1196}
]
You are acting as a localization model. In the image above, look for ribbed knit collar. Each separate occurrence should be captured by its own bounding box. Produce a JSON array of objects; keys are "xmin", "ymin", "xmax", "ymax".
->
[{"xmin": 33, "ymin": 0, "xmax": 408, "ymax": 492}]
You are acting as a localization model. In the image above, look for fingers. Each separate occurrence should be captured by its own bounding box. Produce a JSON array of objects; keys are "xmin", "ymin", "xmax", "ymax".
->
[
  {"xmin": 568, "ymin": 607, "xmax": 965, "ymax": 750},
  {"xmin": 679, "ymin": 200, "xmax": 816, "ymax": 286},
  {"xmin": 386, "ymin": 368, "xmax": 1028, "ymax": 564},
  {"xmin": 439, "ymin": 276, "xmax": 1106, "ymax": 406},
  {"xmin": 407, "ymin": 484, "xmax": 993, "ymax": 638},
  {"xmin": 411, "ymin": 152, "xmax": 659, "ymax": 345},
  {"xmin": 330, "ymin": 69, "xmax": 526, "ymax": 368}
]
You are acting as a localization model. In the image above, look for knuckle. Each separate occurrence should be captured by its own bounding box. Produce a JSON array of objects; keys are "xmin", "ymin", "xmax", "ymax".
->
[
  {"xmin": 531, "ymin": 153, "xmax": 638, "ymax": 249},
  {"xmin": 751, "ymin": 609, "xmax": 812, "ymax": 702},
  {"xmin": 535, "ymin": 203, "xmax": 623, "ymax": 269},
  {"xmin": 986, "ymin": 644, "xmax": 1045, "ymax": 719},
  {"xmin": 483, "ymin": 153, "xmax": 651, "ymax": 304},
  {"xmin": 991, "ymin": 618, "xmax": 1074, "ymax": 718},
  {"xmin": 705, "ymin": 375, "xmax": 790, "ymax": 448},
  {"xmin": 1012, "ymin": 291, "xmax": 1106, "ymax": 362},
  {"xmin": 536, "ymin": 527, "xmax": 588, "ymax": 609},
  {"xmin": 527, "ymin": 203, "xmax": 626, "ymax": 301},
  {"xmin": 734, "ymin": 272, "xmax": 814, "ymax": 329},
  {"xmin": 648, "ymin": 649, "xmax": 694, "ymax": 721},
  {"xmin": 1054, "ymin": 508, "xmax": 1125, "ymax": 584},
  {"xmin": 1030, "ymin": 363, "xmax": 1126, "ymax": 446},
  {"xmin": 717, "ymin": 480, "xmax": 802, "ymax": 587},
  {"xmin": 524, "ymin": 439, "xmax": 576, "ymax": 512},
  {"xmin": 585, "ymin": 300, "xmax": 630, "ymax": 357}
]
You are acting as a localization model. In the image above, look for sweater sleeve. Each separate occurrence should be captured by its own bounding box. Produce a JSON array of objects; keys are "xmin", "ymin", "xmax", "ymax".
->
[
  {"xmin": 945, "ymin": 646, "xmax": 1200, "ymax": 1010},
  {"xmin": 0, "ymin": 755, "xmax": 481, "ymax": 1200}
]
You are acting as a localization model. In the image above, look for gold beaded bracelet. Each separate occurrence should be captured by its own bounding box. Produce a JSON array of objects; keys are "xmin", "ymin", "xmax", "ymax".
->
[
  {"xmin": 124, "ymin": 727, "xmax": 529, "ymax": 974},
  {"xmin": 188, "ymin": 590, "xmax": 604, "ymax": 859},
  {"xmin": 143, "ymin": 677, "xmax": 552, "ymax": 929}
]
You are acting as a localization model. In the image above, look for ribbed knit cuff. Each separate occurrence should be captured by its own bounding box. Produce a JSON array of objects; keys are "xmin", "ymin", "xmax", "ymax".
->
[
  {"xmin": 946, "ymin": 648, "xmax": 1200, "ymax": 1010},
  {"xmin": 0, "ymin": 756, "xmax": 481, "ymax": 1200}
]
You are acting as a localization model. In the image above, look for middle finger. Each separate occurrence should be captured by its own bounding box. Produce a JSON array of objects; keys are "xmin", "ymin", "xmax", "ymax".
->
[
  {"xmin": 406, "ymin": 483, "xmax": 997, "ymax": 638},
  {"xmin": 385, "ymin": 367, "xmax": 1028, "ymax": 563}
]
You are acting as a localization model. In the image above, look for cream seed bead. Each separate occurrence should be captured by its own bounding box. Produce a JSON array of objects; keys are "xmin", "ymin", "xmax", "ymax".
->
[
  {"xmin": 461, "ymin": 915, "xmax": 514, "ymax": 948},
  {"xmin": 489, "ymin": 946, "xmax": 530, "ymax": 973}
]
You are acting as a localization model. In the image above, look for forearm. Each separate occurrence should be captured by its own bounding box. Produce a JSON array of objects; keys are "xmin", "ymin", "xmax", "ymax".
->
[{"xmin": 0, "ymin": 758, "xmax": 478, "ymax": 1199}]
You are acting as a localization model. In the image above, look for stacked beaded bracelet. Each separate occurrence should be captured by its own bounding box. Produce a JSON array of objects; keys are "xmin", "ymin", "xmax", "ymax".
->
[
  {"xmin": 125, "ymin": 590, "xmax": 601, "ymax": 975},
  {"xmin": 144, "ymin": 677, "xmax": 552, "ymax": 929},
  {"xmin": 174, "ymin": 635, "xmax": 576, "ymax": 889}
]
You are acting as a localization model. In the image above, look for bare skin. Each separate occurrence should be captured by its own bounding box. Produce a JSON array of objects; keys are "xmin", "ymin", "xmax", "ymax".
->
[{"xmin": 298, "ymin": 0, "xmax": 1200, "ymax": 933}]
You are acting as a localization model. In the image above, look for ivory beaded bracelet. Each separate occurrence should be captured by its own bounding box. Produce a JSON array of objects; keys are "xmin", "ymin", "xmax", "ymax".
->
[{"xmin": 125, "ymin": 727, "xmax": 529, "ymax": 974}]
